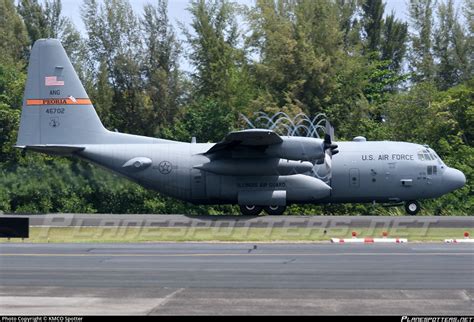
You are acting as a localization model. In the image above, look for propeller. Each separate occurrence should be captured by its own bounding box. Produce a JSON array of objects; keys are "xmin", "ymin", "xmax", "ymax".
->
[
  {"xmin": 324, "ymin": 120, "xmax": 338, "ymax": 156},
  {"xmin": 318, "ymin": 120, "xmax": 338, "ymax": 180}
]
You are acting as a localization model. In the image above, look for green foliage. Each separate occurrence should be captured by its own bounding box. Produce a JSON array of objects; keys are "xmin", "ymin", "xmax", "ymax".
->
[
  {"xmin": 381, "ymin": 13, "xmax": 408, "ymax": 73},
  {"xmin": 0, "ymin": 103, "xmax": 21, "ymax": 164},
  {"xmin": 433, "ymin": 0, "xmax": 471, "ymax": 90},
  {"xmin": 176, "ymin": 98, "xmax": 237, "ymax": 143},
  {"xmin": 184, "ymin": 0, "xmax": 254, "ymax": 127},
  {"xmin": 0, "ymin": 0, "xmax": 29, "ymax": 62},
  {"xmin": 142, "ymin": 0, "xmax": 183, "ymax": 134},
  {"xmin": 361, "ymin": 0, "xmax": 385, "ymax": 54},
  {"xmin": 247, "ymin": 0, "xmax": 345, "ymax": 117},
  {"xmin": 81, "ymin": 0, "xmax": 152, "ymax": 135},
  {"xmin": 0, "ymin": 62, "xmax": 25, "ymax": 165},
  {"xmin": 408, "ymin": 0, "xmax": 435, "ymax": 82}
]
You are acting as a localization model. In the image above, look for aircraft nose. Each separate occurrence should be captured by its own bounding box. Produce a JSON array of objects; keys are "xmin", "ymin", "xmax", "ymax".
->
[{"xmin": 443, "ymin": 167, "xmax": 466, "ymax": 192}]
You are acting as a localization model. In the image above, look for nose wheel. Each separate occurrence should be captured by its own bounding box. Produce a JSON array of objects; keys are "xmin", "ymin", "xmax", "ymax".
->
[
  {"xmin": 239, "ymin": 205, "xmax": 263, "ymax": 216},
  {"xmin": 405, "ymin": 200, "xmax": 420, "ymax": 215}
]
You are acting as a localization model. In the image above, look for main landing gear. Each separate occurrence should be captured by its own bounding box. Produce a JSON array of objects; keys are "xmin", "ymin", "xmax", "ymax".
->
[
  {"xmin": 239, "ymin": 205, "xmax": 263, "ymax": 216},
  {"xmin": 405, "ymin": 200, "xmax": 421, "ymax": 215},
  {"xmin": 239, "ymin": 205, "xmax": 287, "ymax": 216},
  {"xmin": 263, "ymin": 205, "xmax": 286, "ymax": 216},
  {"xmin": 240, "ymin": 202, "xmax": 422, "ymax": 216}
]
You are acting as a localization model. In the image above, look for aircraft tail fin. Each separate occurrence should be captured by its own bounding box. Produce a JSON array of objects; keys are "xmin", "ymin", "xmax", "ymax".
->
[{"xmin": 16, "ymin": 39, "xmax": 108, "ymax": 146}]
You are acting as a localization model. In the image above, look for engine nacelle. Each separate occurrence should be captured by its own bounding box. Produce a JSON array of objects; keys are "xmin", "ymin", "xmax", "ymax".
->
[
  {"xmin": 195, "ymin": 158, "xmax": 313, "ymax": 176},
  {"xmin": 265, "ymin": 137, "xmax": 325, "ymax": 162}
]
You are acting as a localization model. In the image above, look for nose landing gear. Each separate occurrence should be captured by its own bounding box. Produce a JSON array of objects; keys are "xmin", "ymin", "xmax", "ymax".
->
[{"xmin": 405, "ymin": 200, "xmax": 421, "ymax": 215}]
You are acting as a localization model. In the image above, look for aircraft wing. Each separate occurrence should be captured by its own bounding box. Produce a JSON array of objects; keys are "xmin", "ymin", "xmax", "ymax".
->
[{"xmin": 204, "ymin": 129, "xmax": 283, "ymax": 156}]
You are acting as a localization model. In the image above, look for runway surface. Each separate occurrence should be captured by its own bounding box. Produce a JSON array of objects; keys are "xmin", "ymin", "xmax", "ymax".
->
[
  {"xmin": 1, "ymin": 214, "xmax": 473, "ymax": 228},
  {"xmin": 1, "ymin": 243, "xmax": 473, "ymax": 315}
]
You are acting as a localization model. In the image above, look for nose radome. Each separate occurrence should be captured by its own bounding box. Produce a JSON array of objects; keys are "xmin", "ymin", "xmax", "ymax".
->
[{"xmin": 443, "ymin": 167, "xmax": 466, "ymax": 192}]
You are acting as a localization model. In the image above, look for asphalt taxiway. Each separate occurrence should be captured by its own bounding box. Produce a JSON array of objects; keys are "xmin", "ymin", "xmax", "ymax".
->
[{"xmin": 1, "ymin": 242, "xmax": 473, "ymax": 315}]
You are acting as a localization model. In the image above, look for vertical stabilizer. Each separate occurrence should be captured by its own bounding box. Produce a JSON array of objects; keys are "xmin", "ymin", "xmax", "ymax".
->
[{"xmin": 16, "ymin": 39, "xmax": 107, "ymax": 146}]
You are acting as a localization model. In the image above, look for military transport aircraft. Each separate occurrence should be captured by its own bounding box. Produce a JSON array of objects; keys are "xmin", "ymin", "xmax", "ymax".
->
[{"xmin": 15, "ymin": 39, "xmax": 466, "ymax": 215}]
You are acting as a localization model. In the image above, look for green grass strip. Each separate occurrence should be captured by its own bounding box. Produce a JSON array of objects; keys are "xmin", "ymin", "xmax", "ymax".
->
[{"xmin": 1, "ymin": 227, "xmax": 471, "ymax": 243}]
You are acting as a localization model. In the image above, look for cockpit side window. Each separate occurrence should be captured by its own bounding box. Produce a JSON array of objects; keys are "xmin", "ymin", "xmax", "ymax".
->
[{"xmin": 427, "ymin": 165, "xmax": 438, "ymax": 175}]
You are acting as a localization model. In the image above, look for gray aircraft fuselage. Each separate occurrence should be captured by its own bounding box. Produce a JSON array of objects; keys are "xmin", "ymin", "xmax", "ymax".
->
[{"xmin": 75, "ymin": 136, "xmax": 465, "ymax": 208}]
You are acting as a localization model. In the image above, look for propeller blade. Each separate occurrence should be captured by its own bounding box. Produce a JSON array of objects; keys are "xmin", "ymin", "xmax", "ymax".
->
[
  {"xmin": 324, "ymin": 120, "xmax": 331, "ymax": 145},
  {"xmin": 323, "ymin": 120, "xmax": 338, "ymax": 156},
  {"xmin": 321, "ymin": 119, "xmax": 338, "ymax": 181},
  {"xmin": 324, "ymin": 153, "xmax": 331, "ymax": 171}
]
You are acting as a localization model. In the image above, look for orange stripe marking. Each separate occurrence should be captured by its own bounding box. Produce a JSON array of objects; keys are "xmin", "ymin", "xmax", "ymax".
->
[{"xmin": 26, "ymin": 98, "xmax": 92, "ymax": 106}]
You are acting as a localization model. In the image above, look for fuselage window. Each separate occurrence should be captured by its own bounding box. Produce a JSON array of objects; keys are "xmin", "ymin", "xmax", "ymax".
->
[
  {"xmin": 433, "ymin": 165, "xmax": 437, "ymax": 175},
  {"xmin": 427, "ymin": 166, "xmax": 432, "ymax": 175}
]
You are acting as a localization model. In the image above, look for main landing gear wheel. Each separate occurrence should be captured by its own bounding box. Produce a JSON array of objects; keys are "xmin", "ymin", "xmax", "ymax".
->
[
  {"xmin": 264, "ymin": 205, "xmax": 286, "ymax": 216},
  {"xmin": 239, "ymin": 205, "xmax": 263, "ymax": 216},
  {"xmin": 405, "ymin": 200, "xmax": 420, "ymax": 216}
]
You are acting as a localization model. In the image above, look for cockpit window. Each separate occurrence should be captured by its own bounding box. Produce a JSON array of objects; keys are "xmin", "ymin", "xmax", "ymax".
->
[
  {"xmin": 417, "ymin": 149, "xmax": 436, "ymax": 161},
  {"xmin": 429, "ymin": 149, "xmax": 440, "ymax": 160}
]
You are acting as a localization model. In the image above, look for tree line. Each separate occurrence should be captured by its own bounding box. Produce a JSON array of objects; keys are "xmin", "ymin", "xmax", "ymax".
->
[{"xmin": 0, "ymin": 0, "xmax": 472, "ymax": 215}]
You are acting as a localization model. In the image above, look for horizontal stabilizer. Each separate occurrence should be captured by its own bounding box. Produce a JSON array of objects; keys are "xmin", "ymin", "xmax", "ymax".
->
[{"xmin": 16, "ymin": 145, "xmax": 85, "ymax": 156}]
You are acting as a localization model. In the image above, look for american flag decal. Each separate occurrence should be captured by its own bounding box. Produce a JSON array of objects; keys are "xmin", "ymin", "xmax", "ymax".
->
[{"xmin": 45, "ymin": 76, "xmax": 64, "ymax": 86}]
